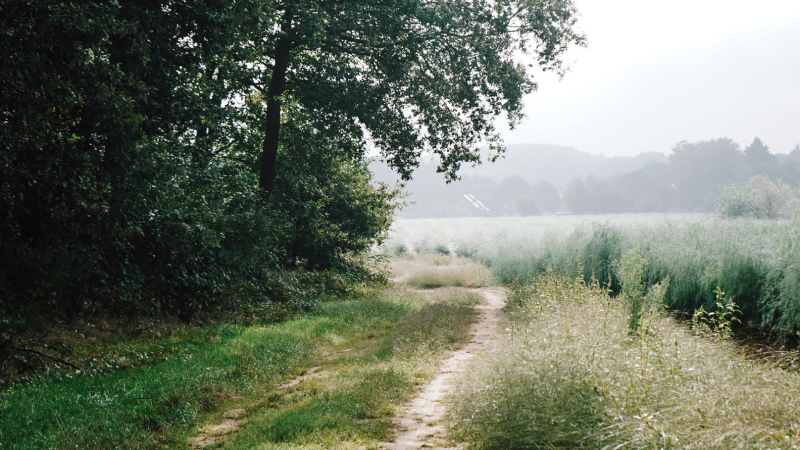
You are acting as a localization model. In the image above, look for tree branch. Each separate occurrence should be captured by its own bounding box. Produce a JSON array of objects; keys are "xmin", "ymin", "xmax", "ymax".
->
[{"xmin": 7, "ymin": 347, "xmax": 83, "ymax": 371}]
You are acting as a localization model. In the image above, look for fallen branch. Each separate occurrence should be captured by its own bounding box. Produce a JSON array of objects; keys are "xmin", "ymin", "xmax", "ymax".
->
[{"xmin": 6, "ymin": 346, "xmax": 83, "ymax": 371}]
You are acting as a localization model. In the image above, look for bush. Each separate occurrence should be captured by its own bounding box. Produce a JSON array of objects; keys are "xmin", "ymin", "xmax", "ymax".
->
[
  {"xmin": 717, "ymin": 176, "xmax": 800, "ymax": 219},
  {"xmin": 715, "ymin": 183, "xmax": 757, "ymax": 218},
  {"xmin": 272, "ymin": 125, "xmax": 402, "ymax": 274}
]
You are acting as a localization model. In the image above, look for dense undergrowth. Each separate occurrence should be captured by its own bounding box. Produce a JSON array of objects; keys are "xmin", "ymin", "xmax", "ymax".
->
[
  {"xmin": 447, "ymin": 269, "xmax": 800, "ymax": 449},
  {"xmin": 385, "ymin": 215, "xmax": 800, "ymax": 334}
]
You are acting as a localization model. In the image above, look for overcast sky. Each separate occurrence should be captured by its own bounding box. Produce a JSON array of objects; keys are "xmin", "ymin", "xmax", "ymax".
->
[{"xmin": 500, "ymin": 0, "xmax": 800, "ymax": 156}]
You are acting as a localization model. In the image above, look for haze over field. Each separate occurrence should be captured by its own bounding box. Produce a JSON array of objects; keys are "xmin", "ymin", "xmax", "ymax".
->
[{"xmin": 372, "ymin": 140, "xmax": 800, "ymax": 217}]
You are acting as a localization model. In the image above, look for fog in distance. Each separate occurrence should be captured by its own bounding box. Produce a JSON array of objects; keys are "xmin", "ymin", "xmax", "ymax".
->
[{"xmin": 373, "ymin": 0, "xmax": 800, "ymax": 218}]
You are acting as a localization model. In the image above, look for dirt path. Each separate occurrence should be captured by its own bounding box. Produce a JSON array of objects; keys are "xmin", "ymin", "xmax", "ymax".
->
[{"xmin": 380, "ymin": 287, "xmax": 507, "ymax": 450}]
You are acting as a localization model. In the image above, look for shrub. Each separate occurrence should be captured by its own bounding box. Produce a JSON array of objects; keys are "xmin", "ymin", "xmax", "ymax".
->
[
  {"xmin": 717, "ymin": 176, "xmax": 800, "ymax": 219},
  {"xmin": 715, "ymin": 183, "xmax": 757, "ymax": 218}
]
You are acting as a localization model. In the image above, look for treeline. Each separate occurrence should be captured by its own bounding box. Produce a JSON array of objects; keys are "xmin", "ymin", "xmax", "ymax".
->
[
  {"xmin": 370, "ymin": 158, "xmax": 561, "ymax": 217},
  {"xmin": 371, "ymin": 145, "xmax": 669, "ymax": 217},
  {"xmin": 0, "ymin": 0, "xmax": 401, "ymax": 349},
  {"xmin": 436, "ymin": 175, "xmax": 560, "ymax": 215},
  {"xmin": 564, "ymin": 138, "xmax": 800, "ymax": 214},
  {"xmin": 1, "ymin": 0, "xmax": 585, "ymax": 361},
  {"xmin": 461, "ymin": 144, "xmax": 669, "ymax": 191}
]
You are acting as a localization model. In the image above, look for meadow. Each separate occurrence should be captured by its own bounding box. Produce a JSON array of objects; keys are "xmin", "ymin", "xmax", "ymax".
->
[{"xmin": 383, "ymin": 214, "xmax": 800, "ymax": 334}]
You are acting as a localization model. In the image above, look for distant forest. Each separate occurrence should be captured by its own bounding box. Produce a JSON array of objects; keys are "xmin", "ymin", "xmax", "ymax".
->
[{"xmin": 371, "ymin": 139, "xmax": 800, "ymax": 217}]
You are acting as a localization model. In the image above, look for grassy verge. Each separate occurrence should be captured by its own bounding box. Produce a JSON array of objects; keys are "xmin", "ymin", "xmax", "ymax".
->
[
  {"xmin": 0, "ymin": 284, "xmax": 480, "ymax": 449},
  {"xmin": 446, "ymin": 272, "xmax": 800, "ymax": 450},
  {"xmin": 0, "ymin": 315, "xmax": 319, "ymax": 448}
]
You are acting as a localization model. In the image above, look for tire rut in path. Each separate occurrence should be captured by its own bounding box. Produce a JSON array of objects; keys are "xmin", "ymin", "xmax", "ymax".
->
[{"xmin": 380, "ymin": 287, "xmax": 507, "ymax": 450}]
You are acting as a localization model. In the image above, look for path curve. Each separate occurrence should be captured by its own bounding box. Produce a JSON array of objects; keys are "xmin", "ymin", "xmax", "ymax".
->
[{"xmin": 380, "ymin": 287, "xmax": 507, "ymax": 450}]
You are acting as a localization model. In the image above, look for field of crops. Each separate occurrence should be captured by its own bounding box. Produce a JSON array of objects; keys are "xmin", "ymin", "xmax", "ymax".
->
[{"xmin": 383, "ymin": 214, "xmax": 800, "ymax": 333}]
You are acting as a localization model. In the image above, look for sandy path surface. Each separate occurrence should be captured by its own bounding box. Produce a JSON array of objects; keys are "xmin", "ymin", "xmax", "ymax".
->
[{"xmin": 380, "ymin": 287, "xmax": 507, "ymax": 450}]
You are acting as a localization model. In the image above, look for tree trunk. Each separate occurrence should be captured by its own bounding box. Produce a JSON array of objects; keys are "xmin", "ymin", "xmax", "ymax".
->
[{"xmin": 259, "ymin": 9, "xmax": 293, "ymax": 200}]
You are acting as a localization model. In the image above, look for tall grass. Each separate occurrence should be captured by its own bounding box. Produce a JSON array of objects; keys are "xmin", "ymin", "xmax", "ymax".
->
[
  {"xmin": 446, "ymin": 271, "xmax": 800, "ymax": 449},
  {"xmin": 384, "ymin": 215, "xmax": 800, "ymax": 332}
]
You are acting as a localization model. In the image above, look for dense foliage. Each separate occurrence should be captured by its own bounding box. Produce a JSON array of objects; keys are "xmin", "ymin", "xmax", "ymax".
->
[
  {"xmin": 253, "ymin": 0, "xmax": 586, "ymax": 196},
  {"xmin": 0, "ymin": 0, "xmax": 584, "ymax": 360},
  {"xmin": 0, "ymin": 0, "xmax": 400, "ymax": 350}
]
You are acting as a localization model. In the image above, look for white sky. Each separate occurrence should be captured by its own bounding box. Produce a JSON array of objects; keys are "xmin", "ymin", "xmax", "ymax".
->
[{"xmin": 501, "ymin": 0, "xmax": 800, "ymax": 156}]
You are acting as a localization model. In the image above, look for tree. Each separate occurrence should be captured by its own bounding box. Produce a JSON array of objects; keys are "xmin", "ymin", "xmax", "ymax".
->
[
  {"xmin": 744, "ymin": 137, "xmax": 774, "ymax": 163},
  {"xmin": 530, "ymin": 180, "xmax": 561, "ymax": 213},
  {"xmin": 747, "ymin": 176, "xmax": 799, "ymax": 219},
  {"xmin": 1, "ymin": 0, "xmax": 583, "ymax": 356},
  {"xmin": 516, "ymin": 196, "xmax": 542, "ymax": 216},
  {"xmin": 716, "ymin": 176, "xmax": 800, "ymax": 219},
  {"xmin": 789, "ymin": 144, "xmax": 800, "ymax": 162},
  {"xmin": 670, "ymin": 138, "xmax": 744, "ymax": 211},
  {"xmin": 0, "ymin": 0, "xmax": 398, "ymax": 347},
  {"xmin": 0, "ymin": 0, "xmax": 274, "ymax": 343},
  {"xmin": 563, "ymin": 175, "xmax": 624, "ymax": 214},
  {"xmin": 254, "ymin": 0, "xmax": 586, "ymax": 199},
  {"xmin": 714, "ymin": 184, "xmax": 757, "ymax": 218}
]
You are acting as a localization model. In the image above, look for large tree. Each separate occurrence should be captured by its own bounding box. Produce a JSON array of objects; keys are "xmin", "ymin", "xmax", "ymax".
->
[{"xmin": 254, "ymin": 0, "xmax": 585, "ymax": 198}]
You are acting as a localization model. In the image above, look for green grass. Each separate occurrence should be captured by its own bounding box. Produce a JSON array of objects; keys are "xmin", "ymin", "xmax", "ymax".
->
[
  {"xmin": 0, "ymin": 319, "xmax": 319, "ymax": 448},
  {"xmin": 446, "ymin": 272, "xmax": 800, "ymax": 450},
  {"xmin": 224, "ymin": 288, "xmax": 480, "ymax": 449},
  {"xmin": 0, "ymin": 284, "xmax": 480, "ymax": 449}
]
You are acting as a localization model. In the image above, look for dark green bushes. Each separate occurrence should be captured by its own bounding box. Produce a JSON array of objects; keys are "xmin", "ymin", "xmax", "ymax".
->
[{"xmin": 0, "ymin": 140, "xmax": 398, "ymax": 347}]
